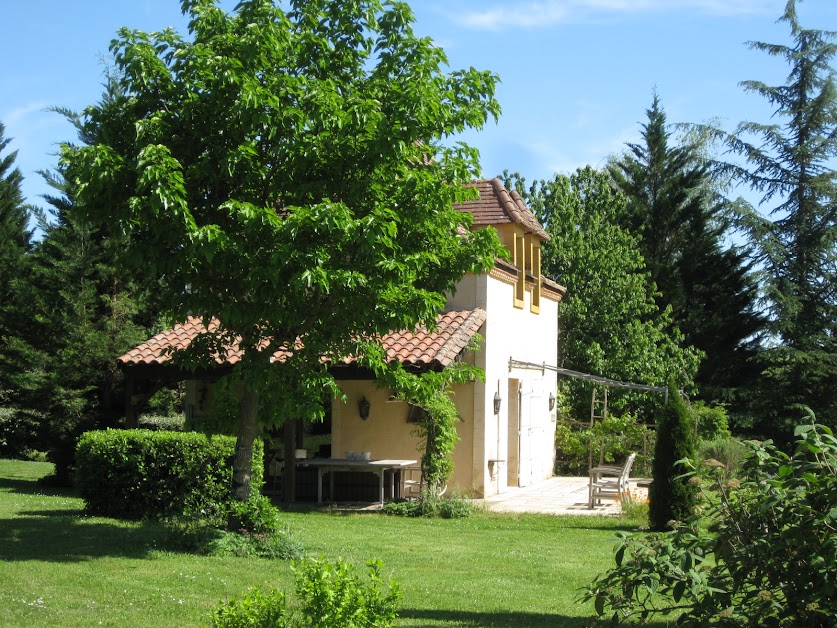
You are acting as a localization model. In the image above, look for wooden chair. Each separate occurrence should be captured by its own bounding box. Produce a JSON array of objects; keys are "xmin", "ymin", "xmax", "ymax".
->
[{"xmin": 588, "ymin": 453, "xmax": 636, "ymax": 508}]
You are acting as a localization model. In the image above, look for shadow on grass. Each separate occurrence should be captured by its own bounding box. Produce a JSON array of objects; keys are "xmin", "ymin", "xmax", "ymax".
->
[
  {"xmin": 0, "ymin": 476, "xmax": 76, "ymax": 498},
  {"xmin": 400, "ymin": 608, "xmax": 672, "ymax": 627},
  {"xmin": 0, "ymin": 513, "xmax": 169, "ymax": 562}
]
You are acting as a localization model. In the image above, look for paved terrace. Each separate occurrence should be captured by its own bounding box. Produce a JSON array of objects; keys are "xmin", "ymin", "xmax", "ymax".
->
[{"xmin": 482, "ymin": 476, "xmax": 624, "ymax": 516}]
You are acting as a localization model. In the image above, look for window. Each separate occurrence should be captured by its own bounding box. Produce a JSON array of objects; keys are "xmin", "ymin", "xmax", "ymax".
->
[
  {"xmin": 530, "ymin": 241, "xmax": 541, "ymax": 314},
  {"xmin": 513, "ymin": 232, "xmax": 525, "ymax": 308}
]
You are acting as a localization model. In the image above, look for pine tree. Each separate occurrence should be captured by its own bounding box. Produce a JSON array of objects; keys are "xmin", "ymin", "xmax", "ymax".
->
[
  {"xmin": 609, "ymin": 96, "xmax": 764, "ymax": 409},
  {"xmin": 712, "ymin": 0, "xmax": 837, "ymax": 439},
  {"xmin": 19, "ymin": 164, "xmax": 153, "ymax": 482},
  {"xmin": 0, "ymin": 121, "xmax": 34, "ymax": 402}
]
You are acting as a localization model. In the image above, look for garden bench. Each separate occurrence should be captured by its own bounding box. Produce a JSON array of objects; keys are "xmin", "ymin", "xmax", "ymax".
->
[{"xmin": 588, "ymin": 452, "xmax": 636, "ymax": 509}]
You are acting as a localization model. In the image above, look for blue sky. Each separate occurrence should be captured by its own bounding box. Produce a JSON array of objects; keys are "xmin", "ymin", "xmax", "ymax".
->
[{"xmin": 2, "ymin": 0, "xmax": 835, "ymax": 211}]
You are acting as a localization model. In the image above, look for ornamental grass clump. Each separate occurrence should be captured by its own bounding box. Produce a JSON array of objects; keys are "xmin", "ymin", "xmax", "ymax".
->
[{"xmin": 585, "ymin": 417, "xmax": 837, "ymax": 626}]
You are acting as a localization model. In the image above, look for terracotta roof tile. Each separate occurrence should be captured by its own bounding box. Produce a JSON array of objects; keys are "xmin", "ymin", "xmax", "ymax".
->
[
  {"xmin": 454, "ymin": 178, "xmax": 549, "ymax": 241},
  {"xmin": 118, "ymin": 309, "xmax": 487, "ymax": 370}
]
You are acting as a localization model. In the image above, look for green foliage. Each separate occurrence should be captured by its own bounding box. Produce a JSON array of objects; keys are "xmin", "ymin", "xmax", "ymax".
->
[
  {"xmin": 690, "ymin": 401, "xmax": 730, "ymax": 440},
  {"xmin": 10, "ymin": 138, "xmax": 155, "ymax": 483},
  {"xmin": 649, "ymin": 387, "xmax": 698, "ymax": 531},
  {"xmin": 210, "ymin": 587, "xmax": 288, "ymax": 628},
  {"xmin": 61, "ymin": 0, "xmax": 505, "ymax": 500},
  {"xmin": 205, "ymin": 529, "xmax": 305, "ymax": 561},
  {"xmin": 609, "ymin": 95, "xmax": 764, "ymax": 406},
  {"xmin": 704, "ymin": 2, "xmax": 837, "ymax": 441},
  {"xmin": 74, "ymin": 429, "xmax": 263, "ymax": 519},
  {"xmin": 554, "ymin": 413, "xmax": 654, "ymax": 477},
  {"xmin": 504, "ymin": 168, "xmax": 700, "ymax": 423},
  {"xmin": 226, "ymin": 494, "xmax": 282, "ymax": 534},
  {"xmin": 294, "ymin": 557, "xmax": 401, "ymax": 628},
  {"xmin": 0, "ymin": 406, "xmax": 44, "ymax": 460},
  {"xmin": 372, "ymin": 350, "xmax": 483, "ymax": 497},
  {"xmin": 586, "ymin": 420, "xmax": 837, "ymax": 626},
  {"xmin": 380, "ymin": 494, "xmax": 478, "ymax": 519},
  {"xmin": 698, "ymin": 435, "xmax": 748, "ymax": 474},
  {"xmin": 211, "ymin": 558, "xmax": 399, "ymax": 627},
  {"xmin": 137, "ymin": 414, "xmax": 185, "ymax": 432}
]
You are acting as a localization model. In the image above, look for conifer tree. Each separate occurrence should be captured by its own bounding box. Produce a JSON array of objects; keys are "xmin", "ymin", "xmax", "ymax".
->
[
  {"xmin": 709, "ymin": 0, "xmax": 837, "ymax": 439},
  {"xmin": 0, "ymin": 121, "xmax": 34, "ymax": 402},
  {"xmin": 609, "ymin": 96, "xmax": 764, "ymax": 408},
  {"xmin": 649, "ymin": 385, "xmax": 698, "ymax": 531}
]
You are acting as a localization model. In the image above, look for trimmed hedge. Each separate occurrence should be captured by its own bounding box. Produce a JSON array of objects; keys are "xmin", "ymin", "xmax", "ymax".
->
[{"xmin": 75, "ymin": 429, "xmax": 264, "ymax": 519}]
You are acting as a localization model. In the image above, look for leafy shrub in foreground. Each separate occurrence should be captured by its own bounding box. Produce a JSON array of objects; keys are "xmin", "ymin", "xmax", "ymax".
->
[
  {"xmin": 211, "ymin": 558, "xmax": 400, "ymax": 628},
  {"xmin": 210, "ymin": 587, "xmax": 288, "ymax": 628},
  {"xmin": 585, "ymin": 419, "xmax": 837, "ymax": 626},
  {"xmin": 294, "ymin": 557, "xmax": 400, "ymax": 628},
  {"xmin": 75, "ymin": 429, "xmax": 263, "ymax": 519}
]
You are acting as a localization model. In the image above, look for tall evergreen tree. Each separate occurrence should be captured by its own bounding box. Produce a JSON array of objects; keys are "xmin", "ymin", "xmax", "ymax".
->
[
  {"xmin": 711, "ymin": 0, "xmax": 837, "ymax": 440},
  {"xmin": 18, "ymin": 164, "xmax": 153, "ymax": 482},
  {"xmin": 0, "ymin": 121, "xmax": 34, "ymax": 402},
  {"xmin": 609, "ymin": 96, "xmax": 764, "ymax": 410}
]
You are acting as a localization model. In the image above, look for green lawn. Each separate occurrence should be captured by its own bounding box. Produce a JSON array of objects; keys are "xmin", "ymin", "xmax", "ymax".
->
[{"xmin": 0, "ymin": 459, "xmax": 646, "ymax": 627}]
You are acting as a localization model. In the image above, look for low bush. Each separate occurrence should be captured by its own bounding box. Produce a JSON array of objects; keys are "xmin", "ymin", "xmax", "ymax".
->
[
  {"xmin": 210, "ymin": 558, "xmax": 400, "ymax": 628},
  {"xmin": 698, "ymin": 435, "xmax": 748, "ymax": 473},
  {"xmin": 227, "ymin": 494, "xmax": 283, "ymax": 534},
  {"xmin": 137, "ymin": 414, "xmax": 185, "ymax": 432},
  {"xmin": 381, "ymin": 495, "xmax": 478, "ymax": 519},
  {"xmin": 294, "ymin": 557, "xmax": 400, "ymax": 628},
  {"xmin": 691, "ymin": 401, "xmax": 731, "ymax": 440},
  {"xmin": 585, "ymin": 419, "xmax": 837, "ymax": 626},
  {"xmin": 210, "ymin": 587, "xmax": 288, "ymax": 628},
  {"xmin": 75, "ymin": 429, "xmax": 263, "ymax": 519}
]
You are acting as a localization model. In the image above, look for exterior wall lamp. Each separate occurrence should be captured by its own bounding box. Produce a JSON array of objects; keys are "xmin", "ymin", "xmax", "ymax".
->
[
  {"xmin": 549, "ymin": 392, "xmax": 556, "ymax": 411},
  {"xmin": 493, "ymin": 391, "xmax": 502, "ymax": 415},
  {"xmin": 358, "ymin": 396, "xmax": 371, "ymax": 420}
]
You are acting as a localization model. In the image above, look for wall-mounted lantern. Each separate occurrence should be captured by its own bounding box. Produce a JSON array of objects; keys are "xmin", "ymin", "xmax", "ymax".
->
[
  {"xmin": 493, "ymin": 391, "xmax": 502, "ymax": 415},
  {"xmin": 549, "ymin": 392, "xmax": 556, "ymax": 411},
  {"xmin": 358, "ymin": 396, "xmax": 371, "ymax": 420}
]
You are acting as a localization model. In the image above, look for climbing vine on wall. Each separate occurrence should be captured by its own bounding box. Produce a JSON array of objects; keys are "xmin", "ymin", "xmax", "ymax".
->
[{"xmin": 372, "ymin": 339, "xmax": 483, "ymax": 496}]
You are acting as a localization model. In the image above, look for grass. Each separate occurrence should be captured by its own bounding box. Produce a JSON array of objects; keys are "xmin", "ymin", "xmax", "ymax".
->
[{"xmin": 0, "ymin": 459, "xmax": 652, "ymax": 627}]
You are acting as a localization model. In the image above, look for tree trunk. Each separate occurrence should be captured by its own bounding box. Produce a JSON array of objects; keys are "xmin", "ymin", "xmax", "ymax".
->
[
  {"xmin": 282, "ymin": 418, "xmax": 298, "ymax": 502},
  {"xmin": 232, "ymin": 386, "xmax": 260, "ymax": 501}
]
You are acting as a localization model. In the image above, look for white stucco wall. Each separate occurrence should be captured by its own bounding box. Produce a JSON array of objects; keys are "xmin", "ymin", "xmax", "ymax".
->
[{"xmin": 445, "ymin": 268, "xmax": 559, "ymax": 498}]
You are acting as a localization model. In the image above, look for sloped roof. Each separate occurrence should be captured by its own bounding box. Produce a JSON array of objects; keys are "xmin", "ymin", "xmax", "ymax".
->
[
  {"xmin": 118, "ymin": 309, "xmax": 486, "ymax": 370},
  {"xmin": 455, "ymin": 178, "xmax": 549, "ymax": 241}
]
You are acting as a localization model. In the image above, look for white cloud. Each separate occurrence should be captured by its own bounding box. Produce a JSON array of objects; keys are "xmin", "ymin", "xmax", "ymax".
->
[
  {"xmin": 454, "ymin": 0, "xmax": 776, "ymax": 31},
  {"xmin": 3, "ymin": 102, "xmax": 50, "ymax": 130}
]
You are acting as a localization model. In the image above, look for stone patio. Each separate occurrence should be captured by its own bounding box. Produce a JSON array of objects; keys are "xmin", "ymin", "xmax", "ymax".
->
[{"xmin": 482, "ymin": 476, "xmax": 626, "ymax": 516}]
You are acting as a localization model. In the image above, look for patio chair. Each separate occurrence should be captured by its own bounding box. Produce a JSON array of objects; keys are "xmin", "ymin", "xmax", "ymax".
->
[{"xmin": 588, "ymin": 453, "xmax": 636, "ymax": 508}]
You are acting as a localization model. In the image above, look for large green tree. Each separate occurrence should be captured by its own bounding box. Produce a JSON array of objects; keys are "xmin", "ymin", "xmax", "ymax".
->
[
  {"xmin": 0, "ymin": 121, "xmax": 34, "ymax": 400},
  {"xmin": 608, "ymin": 96, "xmax": 764, "ymax": 410},
  {"xmin": 709, "ymin": 0, "xmax": 837, "ymax": 439},
  {"xmin": 61, "ymin": 0, "xmax": 504, "ymax": 500},
  {"xmin": 505, "ymin": 167, "xmax": 700, "ymax": 422}
]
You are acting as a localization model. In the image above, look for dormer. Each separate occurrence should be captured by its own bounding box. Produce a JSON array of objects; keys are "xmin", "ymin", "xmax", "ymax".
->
[{"xmin": 454, "ymin": 178, "xmax": 552, "ymax": 313}]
